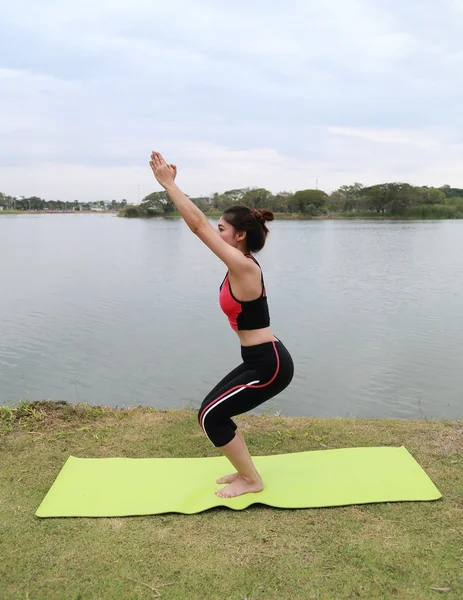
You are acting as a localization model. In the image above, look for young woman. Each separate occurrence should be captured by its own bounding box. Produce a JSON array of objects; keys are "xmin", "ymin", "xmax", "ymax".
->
[{"xmin": 149, "ymin": 152, "xmax": 294, "ymax": 499}]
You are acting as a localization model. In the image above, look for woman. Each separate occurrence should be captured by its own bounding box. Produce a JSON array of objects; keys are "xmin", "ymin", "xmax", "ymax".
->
[{"xmin": 149, "ymin": 152, "xmax": 294, "ymax": 499}]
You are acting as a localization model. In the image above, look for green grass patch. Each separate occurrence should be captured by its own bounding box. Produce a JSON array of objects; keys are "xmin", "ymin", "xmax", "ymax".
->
[
  {"xmin": 1, "ymin": 401, "xmax": 462, "ymax": 599},
  {"xmin": 404, "ymin": 205, "xmax": 463, "ymax": 219}
]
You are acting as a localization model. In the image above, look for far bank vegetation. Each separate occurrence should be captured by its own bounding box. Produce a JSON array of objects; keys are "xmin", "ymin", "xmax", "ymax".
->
[{"xmin": 120, "ymin": 184, "xmax": 463, "ymax": 220}]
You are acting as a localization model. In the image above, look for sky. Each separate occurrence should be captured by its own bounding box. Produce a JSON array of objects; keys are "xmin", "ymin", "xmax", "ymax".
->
[{"xmin": 1, "ymin": 0, "xmax": 462, "ymax": 202}]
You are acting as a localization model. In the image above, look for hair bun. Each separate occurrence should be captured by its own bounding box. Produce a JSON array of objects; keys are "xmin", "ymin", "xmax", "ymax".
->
[
  {"xmin": 251, "ymin": 209, "xmax": 264, "ymax": 223},
  {"xmin": 261, "ymin": 209, "xmax": 275, "ymax": 222},
  {"xmin": 251, "ymin": 208, "xmax": 274, "ymax": 224}
]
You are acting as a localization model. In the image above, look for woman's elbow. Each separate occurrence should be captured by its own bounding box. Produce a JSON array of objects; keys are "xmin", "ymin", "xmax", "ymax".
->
[{"xmin": 190, "ymin": 216, "xmax": 208, "ymax": 235}]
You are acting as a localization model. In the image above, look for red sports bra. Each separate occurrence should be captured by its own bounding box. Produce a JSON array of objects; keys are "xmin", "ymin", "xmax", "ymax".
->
[{"xmin": 219, "ymin": 254, "xmax": 270, "ymax": 331}]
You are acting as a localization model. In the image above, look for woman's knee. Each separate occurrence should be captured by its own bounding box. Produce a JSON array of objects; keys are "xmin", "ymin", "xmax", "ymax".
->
[
  {"xmin": 202, "ymin": 419, "xmax": 236, "ymax": 447},
  {"xmin": 197, "ymin": 395, "xmax": 210, "ymax": 425},
  {"xmin": 197, "ymin": 403, "xmax": 237, "ymax": 445}
]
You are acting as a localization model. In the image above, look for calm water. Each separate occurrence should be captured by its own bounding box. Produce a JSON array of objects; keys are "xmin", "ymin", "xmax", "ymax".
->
[{"xmin": 1, "ymin": 214, "xmax": 462, "ymax": 419}]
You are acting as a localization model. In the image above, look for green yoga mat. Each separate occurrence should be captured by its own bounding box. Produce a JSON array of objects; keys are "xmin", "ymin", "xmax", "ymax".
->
[{"xmin": 35, "ymin": 446, "xmax": 441, "ymax": 517}]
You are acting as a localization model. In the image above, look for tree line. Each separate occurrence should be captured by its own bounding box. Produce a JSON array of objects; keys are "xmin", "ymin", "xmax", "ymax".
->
[
  {"xmin": 0, "ymin": 194, "xmax": 127, "ymax": 211},
  {"xmin": 124, "ymin": 183, "xmax": 463, "ymax": 219},
  {"xmin": 3, "ymin": 184, "xmax": 463, "ymax": 218}
]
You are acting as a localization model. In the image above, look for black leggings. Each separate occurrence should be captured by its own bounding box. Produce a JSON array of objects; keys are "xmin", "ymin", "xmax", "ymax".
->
[{"xmin": 198, "ymin": 338, "xmax": 294, "ymax": 447}]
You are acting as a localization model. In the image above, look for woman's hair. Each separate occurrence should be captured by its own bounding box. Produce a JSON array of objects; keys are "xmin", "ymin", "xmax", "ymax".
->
[{"xmin": 221, "ymin": 205, "xmax": 274, "ymax": 252}]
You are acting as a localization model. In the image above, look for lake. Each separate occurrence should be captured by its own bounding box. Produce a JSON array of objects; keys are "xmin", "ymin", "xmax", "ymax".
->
[{"xmin": 1, "ymin": 213, "xmax": 462, "ymax": 420}]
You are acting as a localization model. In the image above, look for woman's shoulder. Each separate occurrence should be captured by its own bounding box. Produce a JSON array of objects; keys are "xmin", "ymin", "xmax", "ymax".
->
[
  {"xmin": 245, "ymin": 253, "xmax": 260, "ymax": 265},
  {"xmin": 229, "ymin": 254, "xmax": 262, "ymax": 279}
]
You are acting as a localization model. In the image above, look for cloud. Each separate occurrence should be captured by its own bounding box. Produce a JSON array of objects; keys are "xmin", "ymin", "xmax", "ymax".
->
[
  {"xmin": 328, "ymin": 127, "xmax": 439, "ymax": 148},
  {"xmin": 0, "ymin": 0, "xmax": 462, "ymax": 200}
]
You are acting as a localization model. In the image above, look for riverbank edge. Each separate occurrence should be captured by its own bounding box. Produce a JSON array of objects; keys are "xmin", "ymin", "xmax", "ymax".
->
[
  {"xmin": 1, "ymin": 399, "xmax": 461, "ymax": 435},
  {"xmin": 0, "ymin": 210, "xmax": 119, "ymax": 215},
  {"xmin": 2, "ymin": 209, "xmax": 461, "ymax": 220},
  {"xmin": 118, "ymin": 210, "xmax": 463, "ymax": 221}
]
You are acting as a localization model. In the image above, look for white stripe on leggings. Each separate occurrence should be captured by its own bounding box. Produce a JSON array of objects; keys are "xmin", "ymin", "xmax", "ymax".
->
[{"xmin": 202, "ymin": 379, "xmax": 260, "ymax": 445}]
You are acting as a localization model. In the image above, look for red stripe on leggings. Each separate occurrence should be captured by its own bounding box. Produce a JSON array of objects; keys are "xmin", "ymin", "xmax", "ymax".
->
[{"xmin": 199, "ymin": 341, "xmax": 280, "ymax": 432}]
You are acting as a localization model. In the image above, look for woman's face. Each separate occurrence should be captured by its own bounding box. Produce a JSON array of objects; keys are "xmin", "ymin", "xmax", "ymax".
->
[{"xmin": 217, "ymin": 216, "xmax": 245, "ymax": 248}]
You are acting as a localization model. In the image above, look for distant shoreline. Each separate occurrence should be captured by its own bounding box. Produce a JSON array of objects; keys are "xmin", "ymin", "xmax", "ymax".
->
[
  {"xmin": 0, "ymin": 210, "xmax": 118, "ymax": 215},
  {"xmin": 2, "ymin": 209, "xmax": 462, "ymax": 220},
  {"xmin": 118, "ymin": 210, "xmax": 463, "ymax": 221}
]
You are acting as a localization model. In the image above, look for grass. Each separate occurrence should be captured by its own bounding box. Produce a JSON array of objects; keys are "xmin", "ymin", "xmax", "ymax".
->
[
  {"xmin": 1, "ymin": 400, "xmax": 462, "ymax": 600},
  {"xmin": 404, "ymin": 205, "xmax": 463, "ymax": 219}
]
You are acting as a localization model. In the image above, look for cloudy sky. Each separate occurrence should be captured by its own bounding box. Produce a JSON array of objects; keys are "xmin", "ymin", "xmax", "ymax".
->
[{"xmin": 1, "ymin": 0, "xmax": 462, "ymax": 202}]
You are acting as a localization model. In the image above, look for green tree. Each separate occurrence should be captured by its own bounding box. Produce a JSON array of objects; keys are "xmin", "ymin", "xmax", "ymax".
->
[
  {"xmin": 255, "ymin": 191, "xmax": 292, "ymax": 213},
  {"xmin": 141, "ymin": 191, "xmax": 175, "ymax": 214},
  {"xmin": 11, "ymin": 196, "xmax": 23, "ymax": 210},
  {"xmin": 222, "ymin": 188, "xmax": 249, "ymax": 203},
  {"xmin": 389, "ymin": 183, "xmax": 415, "ymax": 214},
  {"xmin": 270, "ymin": 192, "xmax": 293, "ymax": 213},
  {"xmin": 190, "ymin": 197, "xmax": 210, "ymax": 213},
  {"xmin": 418, "ymin": 187, "xmax": 446, "ymax": 205},
  {"xmin": 124, "ymin": 206, "xmax": 140, "ymax": 218},
  {"xmin": 439, "ymin": 185, "xmax": 452, "ymax": 198},
  {"xmin": 210, "ymin": 192, "xmax": 222, "ymax": 210},
  {"xmin": 362, "ymin": 184, "xmax": 391, "ymax": 214},
  {"xmin": 289, "ymin": 189, "xmax": 328, "ymax": 214},
  {"xmin": 329, "ymin": 183, "xmax": 364, "ymax": 212},
  {"xmin": 241, "ymin": 188, "xmax": 272, "ymax": 209},
  {"xmin": 439, "ymin": 185, "xmax": 463, "ymax": 198},
  {"xmin": 26, "ymin": 196, "xmax": 44, "ymax": 210},
  {"xmin": 362, "ymin": 183, "xmax": 415, "ymax": 215},
  {"xmin": 209, "ymin": 188, "xmax": 250, "ymax": 211}
]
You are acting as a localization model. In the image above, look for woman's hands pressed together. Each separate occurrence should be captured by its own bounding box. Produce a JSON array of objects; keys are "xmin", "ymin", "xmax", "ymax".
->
[{"xmin": 149, "ymin": 151, "xmax": 177, "ymax": 189}]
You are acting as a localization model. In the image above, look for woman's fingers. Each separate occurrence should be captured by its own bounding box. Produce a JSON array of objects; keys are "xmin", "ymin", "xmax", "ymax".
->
[
  {"xmin": 154, "ymin": 151, "xmax": 168, "ymax": 167},
  {"xmin": 168, "ymin": 163, "xmax": 177, "ymax": 178},
  {"xmin": 150, "ymin": 152, "xmax": 159, "ymax": 168},
  {"xmin": 152, "ymin": 152, "xmax": 161, "ymax": 168},
  {"xmin": 150, "ymin": 153, "xmax": 175, "ymax": 184}
]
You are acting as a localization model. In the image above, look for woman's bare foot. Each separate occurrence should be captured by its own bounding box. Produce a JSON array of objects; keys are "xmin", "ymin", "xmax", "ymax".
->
[
  {"xmin": 216, "ymin": 472, "xmax": 239, "ymax": 484},
  {"xmin": 215, "ymin": 475, "xmax": 263, "ymax": 499}
]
